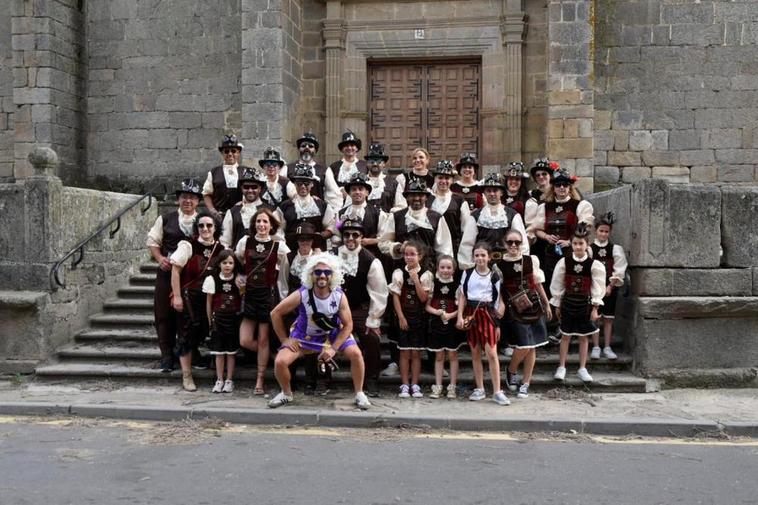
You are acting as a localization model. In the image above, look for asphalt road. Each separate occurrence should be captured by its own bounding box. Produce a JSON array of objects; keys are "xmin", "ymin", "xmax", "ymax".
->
[{"xmin": 0, "ymin": 416, "xmax": 756, "ymax": 505}]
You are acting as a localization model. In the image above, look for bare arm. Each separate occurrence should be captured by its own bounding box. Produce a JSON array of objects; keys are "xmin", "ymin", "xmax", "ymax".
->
[
  {"xmin": 206, "ymin": 294, "xmax": 213, "ymax": 326},
  {"xmin": 170, "ymin": 265, "xmax": 183, "ymax": 311},
  {"xmin": 328, "ymin": 294, "xmax": 354, "ymax": 354},
  {"xmin": 270, "ymin": 290, "xmax": 303, "ymax": 344}
]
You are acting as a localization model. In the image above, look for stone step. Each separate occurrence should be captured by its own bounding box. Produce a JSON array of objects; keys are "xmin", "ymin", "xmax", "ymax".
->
[
  {"xmin": 117, "ymin": 286, "xmax": 155, "ymax": 299},
  {"xmin": 103, "ymin": 299, "xmax": 154, "ymax": 311},
  {"xmin": 89, "ymin": 313, "xmax": 155, "ymax": 328},
  {"xmin": 140, "ymin": 263, "xmax": 159, "ymax": 274},
  {"xmin": 129, "ymin": 273, "xmax": 155, "ymax": 286},
  {"xmin": 76, "ymin": 329, "xmax": 157, "ymax": 343},
  {"xmin": 34, "ymin": 363, "xmax": 649, "ymax": 392}
]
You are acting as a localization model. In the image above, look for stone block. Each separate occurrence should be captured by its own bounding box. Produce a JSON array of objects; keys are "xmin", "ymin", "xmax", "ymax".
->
[
  {"xmin": 629, "ymin": 130, "xmax": 652, "ymax": 151},
  {"xmin": 548, "ymin": 90, "xmax": 582, "ymax": 106},
  {"xmin": 608, "ymin": 151, "xmax": 640, "ymax": 166},
  {"xmin": 679, "ymin": 150, "xmax": 715, "ymax": 166},
  {"xmin": 690, "ymin": 166, "xmax": 717, "ymax": 183},
  {"xmin": 700, "ymin": 129, "xmax": 743, "ymax": 149},
  {"xmin": 611, "ymin": 111, "xmax": 642, "ymax": 130},
  {"xmin": 548, "ymin": 138, "xmax": 592, "ymax": 159},
  {"xmin": 641, "ymin": 151, "xmax": 679, "ymax": 166},
  {"xmin": 563, "ymin": 119, "xmax": 579, "ymax": 138},
  {"xmin": 594, "ymin": 166, "xmax": 620, "ymax": 184},
  {"xmin": 652, "ymin": 166, "xmax": 690, "ymax": 184},
  {"xmin": 595, "ymin": 110, "xmax": 611, "ymax": 130},
  {"xmin": 621, "ymin": 166, "xmax": 652, "ymax": 184},
  {"xmin": 715, "ymin": 149, "xmax": 757, "ymax": 164},
  {"xmin": 669, "ymin": 129, "xmax": 700, "ymax": 150},
  {"xmin": 168, "ymin": 112, "xmax": 202, "ymax": 129},
  {"xmin": 629, "ymin": 179, "xmax": 721, "ymax": 268},
  {"xmin": 594, "ymin": 130, "xmax": 614, "ymax": 151},
  {"xmin": 721, "ymin": 186, "xmax": 758, "ymax": 268},
  {"xmin": 631, "ymin": 269, "xmax": 753, "ymax": 297},
  {"xmin": 754, "ymin": 268, "xmax": 758, "ymax": 295},
  {"xmin": 547, "ymin": 119, "xmax": 563, "ymax": 139},
  {"xmin": 651, "ymin": 130, "xmax": 668, "ymax": 151},
  {"xmin": 612, "ymin": 130, "xmax": 629, "ymax": 151},
  {"xmin": 670, "ymin": 24, "xmax": 723, "ymax": 46},
  {"xmin": 594, "ymin": 151, "xmax": 607, "ymax": 165},
  {"xmin": 718, "ymin": 166, "xmax": 753, "ymax": 182}
]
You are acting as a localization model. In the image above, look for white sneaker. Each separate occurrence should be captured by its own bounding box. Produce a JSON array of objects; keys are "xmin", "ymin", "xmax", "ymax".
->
[
  {"xmin": 398, "ymin": 384, "xmax": 410, "ymax": 398},
  {"xmin": 469, "ymin": 388, "xmax": 486, "ymax": 401},
  {"xmin": 577, "ymin": 367, "xmax": 593, "ymax": 383},
  {"xmin": 222, "ymin": 379, "xmax": 234, "ymax": 393},
  {"xmin": 411, "ymin": 384, "xmax": 424, "ymax": 398},
  {"xmin": 355, "ymin": 391, "xmax": 371, "ymax": 410},
  {"xmin": 517, "ymin": 383, "xmax": 529, "ymax": 399},
  {"xmin": 590, "ymin": 346, "xmax": 601, "ymax": 360},
  {"xmin": 554, "ymin": 366, "xmax": 566, "ymax": 381},
  {"xmin": 381, "ymin": 362, "xmax": 399, "ymax": 377},
  {"xmin": 211, "ymin": 379, "xmax": 224, "ymax": 393},
  {"xmin": 603, "ymin": 347, "xmax": 618, "ymax": 360},
  {"xmin": 430, "ymin": 384, "xmax": 443, "ymax": 399},
  {"xmin": 268, "ymin": 391, "xmax": 293, "ymax": 408},
  {"xmin": 446, "ymin": 383, "xmax": 457, "ymax": 399},
  {"xmin": 492, "ymin": 390, "xmax": 511, "ymax": 406},
  {"xmin": 503, "ymin": 347, "xmax": 514, "ymax": 357}
]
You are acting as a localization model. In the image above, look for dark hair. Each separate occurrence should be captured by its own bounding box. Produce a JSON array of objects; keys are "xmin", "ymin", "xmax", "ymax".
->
[
  {"xmin": 472, "ymin": 241, "xmax": 492, "ymax": 254},
  {"xmin": 249, "ymin": 207, "xmax": 280, "ymax": 236},
  {"xmin": 436, "ymin": 254, "xmax": 456, "ymax": 271},
  {"xmin": 193, "ymin": 211, "xmax": 222, "ymax": 241},
  {"xmin": 505, "ymin": 177, "xmax": 529, "ymax": 202},
  {"xmin": 211, "ymin": 249, "xmax": 239, "ymax": 272},
  {"xmin": 403, "ymin": 239, "xmax": 427, "ymax": 259}
]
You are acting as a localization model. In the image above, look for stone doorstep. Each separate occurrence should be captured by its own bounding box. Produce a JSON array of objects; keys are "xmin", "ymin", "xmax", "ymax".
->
[
  {"xmin": 637, "ymin": 296, "xmax": 758, "ymax": 319},
  {"xmin": 630, "ymin": 268, "xmax": 754, "ymax": 297}
]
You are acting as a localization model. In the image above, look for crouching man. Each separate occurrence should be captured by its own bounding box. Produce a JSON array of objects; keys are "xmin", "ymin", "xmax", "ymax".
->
[{"xmin": 269, "ymin": 253, "xmax": 370, "ymax": 410}]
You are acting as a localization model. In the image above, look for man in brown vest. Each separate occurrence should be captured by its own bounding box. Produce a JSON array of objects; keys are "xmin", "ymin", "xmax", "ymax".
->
[
  {"xmin": 220, "ymin": 168, "xmax": 273, "ymax": 249},
  {"xmin": 147, "ymin": 179, "xmax": 202, "ymax": 372},
  {"xmin": 202, "ymin": 135, "xmax": 255, "ymax": 221},
  {"xmin": 283, "ymin": 131, "xmax": 328, "ymax": 201}
]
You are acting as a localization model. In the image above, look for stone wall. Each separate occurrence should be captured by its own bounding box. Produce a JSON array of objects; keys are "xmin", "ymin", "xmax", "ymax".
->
[
  {"xmin": 11, "ymin": 0, "xmax": 87, "ymax": 183},
  {"xmin": 0, "ymin": 10, "xmax": 12, "ymax": 180},
  {"xmin": 87, "ymin": 0, "xmax": 242, "ymax": 190},
  {"xmin": 594, "ymin": 0, "xmax": 758, "ymax": 188}
]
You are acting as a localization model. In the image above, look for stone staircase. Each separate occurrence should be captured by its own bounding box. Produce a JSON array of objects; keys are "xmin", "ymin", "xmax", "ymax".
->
[{"xmin": 35, "ymin": 260, "xmax": 652, "ymax": 393}]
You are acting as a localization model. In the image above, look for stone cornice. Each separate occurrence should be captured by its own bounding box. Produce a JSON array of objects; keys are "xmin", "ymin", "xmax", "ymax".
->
[{"xmin": 501, "ymin": 11, "xmax": 527, "ymax": 45}]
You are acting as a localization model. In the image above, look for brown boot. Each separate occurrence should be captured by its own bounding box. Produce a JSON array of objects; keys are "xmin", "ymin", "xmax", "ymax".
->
[{"xmin": 182, "ymin": 371, "xmax": 197, "ymax": 392}]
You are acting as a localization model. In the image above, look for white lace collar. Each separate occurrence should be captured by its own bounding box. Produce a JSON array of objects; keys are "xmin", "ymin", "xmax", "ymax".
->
[
  {"xmin": 435, "ymin": 273, "xmax": 454, "ymax": 283},
  {"xmin": 219, "ymin": 271, "xmax": 235, "ymax": 281},
  {"xmin": 338, "ymin": 159, "xmax": 359, "ymax": 183},
  {"xmin": 241, "ymin": 199, "xmax": 262, "ymax": 208},
  {"xmin": 336, "ymin": 245, "xmax": 360, "ymax": 276},
  {"xmin": 476, "ymin": 204, "xmax": 509, "ymax": 229},
  {"xmin": 343, "ymin": 201, "xmax": 367, "ymax": 220},
  {"xmin": 222, "ymin": 163, "xmax": 238, "ymax": 173},
  {"xmin": 265, "ymin": 179, "xmax": 283, "ymax": 202},
  {"xmin": 178, "ymin": 211, "xmax": 197, "ymax": 236},
  {"xmin": 405, "ymin": 208, "xmax": 433, "ymax": 231},
  {"xmin": 368, "ymin": 173, "xmax": 386, "ymax": 200},
  {"xmin": 503, "ymin": 252, "xmax": 523, "ymax": 261},
  {"xmin": 254, "ymin": 234, "xmax": 272, "ymax": 242},
  {"xmin": 594, "ymin": 239, "xmax": 609, "ymax": 247},
  {"xmin": 294, "ymin": 195, "xmax": 321, "ymax": 218},
  {"xmin": 556, "ymin": 195, "xmax": 572, "ymax": 204},
  {"xmin": 290, "ymin": 250, "xmax": 314, "ymax": 276},
  {"xmin": 430, "ymin": 191, "xmax": 451, "ymax": 215},
  {"xmin": 197, "ymin": 237, "xmax": 216, "ymax": 246},
  {"xmin": 572, "ymin": 253, "xmax": 589, "ymax": 262}
]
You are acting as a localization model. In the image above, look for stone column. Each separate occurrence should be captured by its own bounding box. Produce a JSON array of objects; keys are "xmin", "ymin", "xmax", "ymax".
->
[
  {"xmin": 501, "ymin": 0, "xmax": 527, "ymax": 161},
  {"xmin": 546, "ymin": 0, "xmax": 594, "ymax": 193},
  {"xmin": 322, "ymin": 1, "xmax": 346, "ymax": 163}
]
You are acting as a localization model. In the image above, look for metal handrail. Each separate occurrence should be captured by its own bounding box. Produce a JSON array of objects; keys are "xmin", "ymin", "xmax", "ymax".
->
[{"xmin": 50, "ymin": 184, "xmax": 167, "ymax": 290}]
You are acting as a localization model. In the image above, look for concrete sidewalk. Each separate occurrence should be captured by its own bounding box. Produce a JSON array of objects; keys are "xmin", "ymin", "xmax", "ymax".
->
[{"xmin": 1, "ymin": 378, "xmax": 756, "ymax": 438}]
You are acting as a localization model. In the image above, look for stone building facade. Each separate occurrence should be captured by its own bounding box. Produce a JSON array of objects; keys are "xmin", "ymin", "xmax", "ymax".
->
[{"xmin": 0, "ymin": 0, "xmax": 756, "ymax": 193}]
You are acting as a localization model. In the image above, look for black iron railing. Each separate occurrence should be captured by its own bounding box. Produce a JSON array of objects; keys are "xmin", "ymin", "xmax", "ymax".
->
[{"xmin": 50, "ymin": 185, "xmax": 167, "ymax": 290}]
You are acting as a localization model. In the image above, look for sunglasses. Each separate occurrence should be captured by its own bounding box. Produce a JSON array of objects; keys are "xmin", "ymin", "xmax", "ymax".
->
[
  {"xmin": 554, "ymin": 182, "xmax": 571, "ymax": 188},
  {"xmin": 241, "ymin": 184, "xmax": 259, "ymax": 190},
  {"xmin": 300, "ymin": 143, "xmax": 316, "ymax": 149},
  {"xmin": 198, "ymin": 223, "xmax": 214, "ymax": 229},
  {"xmin": 313, "ymin": 269, "xmax": 333, "ymax": 277},
  {"xmin": 534, "ymin": 172, "xmax": 550, "ymax": 178},
  {"xmin": 366, "ymin": 159, "xmax": 382, "ymax": 165},
  {"xmin": 222, "ymin": 148, "xmax": 239, "ymax": 154},
  {"xmin": 343, "ymin": 231, "xmax": 362, "ymax": 239},
  {"xmin": 505, "ymin": 240, "xmax": 522, "ymax": 246}
]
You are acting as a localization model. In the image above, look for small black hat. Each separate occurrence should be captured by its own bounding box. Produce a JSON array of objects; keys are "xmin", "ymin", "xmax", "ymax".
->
[
  {"xmin": 402, "ymin": 179, "xmax": 430, "ymax": 197},
  {"xmin": 296, "ymin": 131, "xmax": 319, "ymax": 151},
  {"xmin": 455, "ymin": 152, "xmax": 479, "ymax": 170},
  {"xmin": 552, "ymin": 168, "xmax": 577, "ymax": 185},
  {"xmin": 343, "ymin": 172, "xmax": 373, "ymax": 192},
  {"xmin": 598, "ymin": 211, "xmax": 615, "ymax": 227},
  {"xmin": 530, "ymin": 157, "xmax": 559, "ymax": 179},
  {"xmin": 175, "ymin": 178, "xmax": 203, "ymax": 198},
  {"xmin": 480, "ymin": 173, "xmax": 506, "ymax": 191},
  {"xmin": 340, "ymin": 218, "xmax": 365, "ymax": 234},
  {"xmin": 573, "ymin": 222, "xmax": 590, "ymax": 240},
  {"xmin": 258, "ymin": 147, "xmax": 285, "ymax": 168},
  {"xmin": 433, "ymin": 160, "xmax": 457, "ymax": 177},
  {"xmin": 338, "ymin": 130, "xmax": 362, "ymax": 151},
  {"xmin": 293, "ymin": 222, "xmax": 319, "ymax": 239},
  {"xmin": 218, "ymin": 135, "xmax": 243, "ymax": 152},
  {"xmin": 291, "ymin": 163, "xmax": 317, "ymax": 182},
  {"xmin": 364, "ymin": 143, "xmax": 389, "ymax": 163},
  {"xmin": 238, "ymin": 167, "xmax": 265, "ymax": 187},
  {"xmin": 504, "ymin": 161, "xmax": 529, "ymax": 179}
]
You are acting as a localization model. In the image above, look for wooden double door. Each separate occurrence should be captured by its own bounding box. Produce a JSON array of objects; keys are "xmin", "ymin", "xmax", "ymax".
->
[{"xmin": 369, "ymin": 61, "xmax": 480, "ymax": 170}]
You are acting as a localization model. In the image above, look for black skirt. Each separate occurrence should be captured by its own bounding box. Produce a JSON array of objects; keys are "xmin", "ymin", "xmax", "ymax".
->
[
  {"xmin": 242, "ymin": 285, "xmax": 275, "ymax": 323},
  {"xmin": 390, "ymin": 309, "xmax": 428, "ymax": 350},
  {"xmin": 209, "ymin": 311, "xmax": 241, "ymax": 354},
  {"xmin": 502, "ymin": 314, "xmax": 549, "ymax": 349},
  {"xmin": 600, "ymin": 287, "xmax": 619, "ymax": 318},
  {"xmin": 427, "ymin": 316, "xmax": 466, "ymax": 351},
  {"xmin": 175, "ymin": 288, "xmax": 208, "ymax": 357}
]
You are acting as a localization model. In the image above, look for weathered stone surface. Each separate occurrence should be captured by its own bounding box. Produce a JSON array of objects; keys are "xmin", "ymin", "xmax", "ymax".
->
[
  {"xmin": 652, "ymin": 166, "xmax": 690, "ymax": 183},
  {"xmin": 721, "ymin": 186, "xmax": 758, "ymax": 268},
  {"xmin": 621, "ymin": 166, "xmax": 651, "ymax": 183},
  {"xmin": 631, "ymin": 269, "xmax": 753, "ymax": 297},
  {"xmin": 629, "ymin": 179, "xmax": 720, "ymax": 268},
  {"xmin": 594, "ymin": 165, "xmax": 620, "ymax": 184},
  {"xmin": 586, "ymin": 184, "xmax": 632, "ymax": 250}
]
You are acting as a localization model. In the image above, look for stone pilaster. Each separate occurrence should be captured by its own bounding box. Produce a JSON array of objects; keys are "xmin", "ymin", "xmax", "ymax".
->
[
  {"xmin": 546, "ymin": 0, "xmax": 594, "ymax": 193},
  {"xmin": 323, "ymin": 1, "xmax": 346, "ymax": 163},
  {"xmin": 501, "ymin": 0, "xmax": 527, "ymax": 161}
]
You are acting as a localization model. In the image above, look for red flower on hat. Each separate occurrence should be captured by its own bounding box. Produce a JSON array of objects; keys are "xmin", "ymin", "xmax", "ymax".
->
[
  {"xmin": 570, "ymin": 175, "xmax": 579, "ymax": 183},
  {"xmin": 548, "ymin": 161, "xmax": 560, "ymax": 171}
]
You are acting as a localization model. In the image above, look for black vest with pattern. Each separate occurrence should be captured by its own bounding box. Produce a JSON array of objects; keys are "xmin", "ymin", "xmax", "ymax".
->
[
  {"xmin": 210, "ymin": 165, "xmax": 246, "ymax": 214},
  {"xmin": 339, "ymin": 248, "xmax": 375, "ymax": 309},
  {"xmin": 471, "ymin": 206, "xmax": 519, "ymax": 249},
  {"xmin": 160, "ymin": 210, "xmax": 192, "ymax": 257}
]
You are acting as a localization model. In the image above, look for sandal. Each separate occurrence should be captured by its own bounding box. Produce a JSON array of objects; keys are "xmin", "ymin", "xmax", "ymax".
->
[
  {"xmin": 254, "ymin": 372, "xmax": 265, "ymax": 395},
  {"xmin": 253, "ymin": 387, "xmax": 265, "ymax": 395}
]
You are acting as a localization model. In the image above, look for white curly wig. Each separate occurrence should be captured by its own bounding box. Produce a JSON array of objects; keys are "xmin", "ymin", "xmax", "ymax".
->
[{"xmin": 299, "ymin": 252, "xmax": 344, "ymax": 289}]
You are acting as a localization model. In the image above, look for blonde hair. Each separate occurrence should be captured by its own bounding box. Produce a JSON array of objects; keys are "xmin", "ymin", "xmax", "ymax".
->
[
  {"xmin": 410, "ymin": 147, "xmax": 430, "ymax": 169},
  {"xmin": 299, "ymin": 253, "xmax": 344, "ymax": 290},
  {"xmin": 543, "ymin": 185, "xmax": 582, "ymax": 202}
]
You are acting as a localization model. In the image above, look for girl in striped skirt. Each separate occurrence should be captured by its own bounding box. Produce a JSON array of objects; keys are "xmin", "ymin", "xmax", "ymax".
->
[{"xmin": 456, "ymin": 242, "xmax": 509, "ymax": 406}]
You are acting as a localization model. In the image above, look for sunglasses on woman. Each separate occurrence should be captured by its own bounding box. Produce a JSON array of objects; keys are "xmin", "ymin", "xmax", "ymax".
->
[
  {"xmin": 198, "ymin": 223, "xmax": 214, "ymax": 229},
  {"xmin": 554, "ymin": 182, "xmax": 571, "ymax": 188},
  {"xmin": 343, "ymin": 232, "xmax": 362, "ymax": 239},
  {"xmin": 505, "ymin": 240, "xmax": 522, "ymax": 246}
]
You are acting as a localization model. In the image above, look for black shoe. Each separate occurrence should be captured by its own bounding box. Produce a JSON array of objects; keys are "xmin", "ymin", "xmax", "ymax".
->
[
  {"xmin": 366, "ymin": 379, "xmax": 381, "ymax": 398},
  {"xmin": 192, "ymin": 354, "xmax": 211, "ymax": 370},
  {"xmin": 505, "ymin": 370, "xmax": 518, "ymax": 392},
  {"xmin": 303, "ymin": 382, "xmax": 317, "ymax": 396},
  {"xmin": 159, "ymin": 358, "xmax": 174, "ymax": 373},
  {"xmin": 547, "ymin": 332, "xmax": 561, "ymax": 345}
]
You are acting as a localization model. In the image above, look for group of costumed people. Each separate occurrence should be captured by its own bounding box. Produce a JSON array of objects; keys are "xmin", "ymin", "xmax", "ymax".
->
[{"xmin": 146, "ymin": 131, "xmax": 628, "ymax": 410}]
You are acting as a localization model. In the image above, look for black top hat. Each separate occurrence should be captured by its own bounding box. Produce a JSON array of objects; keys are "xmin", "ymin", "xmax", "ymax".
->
[
  {"xmin": 480, "ymin": 173, "xmax": 506, "ymax": 191},
  {"xmin": 343, "ymin": 172, "xmax": 373, "ymax": 192},
  {"xmin": 338, "ymin": 130, "xmax": 362, "ymax": 151},
  {"xmin": 296, "ymin": 131, "xmax": 319, "ymax": 151},
  {"xmin": 504, "ymin": 161, "xmax": 529, "ymax": 179},
  {"xmin": 340, "ymin": 218, "xmax": 365, "ymax": 234},
  {"xmin": 218, "ymin": 135, "xmax": 243, "ymax": 152},
  {"xmin": 433, "ymin": 160, "xmax": 457, "ymax": 177},
  {"xmin": 552, "ymin": 168, "xmax": 577, "ymax": 185},
  {"xmin": 573, "ymin": 222, "xmax": 590, "ymax": 240},
  {"xmin": 175, "ymin": 178, "xmax": 203, "ymax": 198},
  {"xmin": 364, "ymin": 143, "xmax": 389, "ymax": 163},
  {"xmin": 291, "ymin": 163, "xmax": 317, "ymax": 182},
  {"xmin": 238, "ymin": 167, "xmax": 265, "ymax": 187},
  {"xmin": 455, "ymin": 152, "xmax": 479, "ymax": 170},
  {"xmin": 258, "ymin": 147, "xmax": 285, "ymax": 168},
  {"xmin": 293, "ymin": 222, "xmax": 319, "ymax": 239},
  {"xmin": 598, "ymin": 211, "xmax": 615, "ymax": 227},
  {"xmin": 402, "ymin": 179, "xmax": 430, "ymax": 197},
  {"xmin": 530, "ymin": 157, "xmax": 559, "ymax": 178}
]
